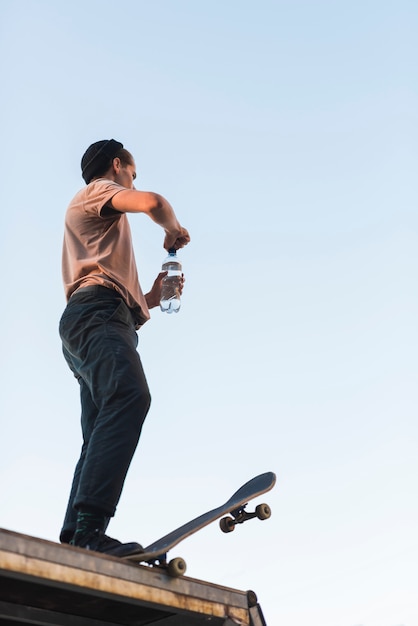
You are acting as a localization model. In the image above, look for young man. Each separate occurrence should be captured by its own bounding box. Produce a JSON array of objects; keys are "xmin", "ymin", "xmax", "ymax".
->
[{"xmin": 59, "ymin": 139, "xmax": 190, "ymax": 556}]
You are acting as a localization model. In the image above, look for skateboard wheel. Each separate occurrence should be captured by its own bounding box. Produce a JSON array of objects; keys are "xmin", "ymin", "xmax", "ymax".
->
[
  {"xmin": 219, "ymin": 516, "xmax": 235, "ymax": 533},
  {"xmin": 167, "ymin": 557, "xmax": 187, "ymax": 577},
  {"xmin": 255, "ymin": 503, "xmax": 271, "ymax": 520}
]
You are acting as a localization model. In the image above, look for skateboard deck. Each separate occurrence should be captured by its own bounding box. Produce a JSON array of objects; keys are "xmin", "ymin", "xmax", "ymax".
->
[{"xmin": 124, "ymin": 471, "xmax": 276, "ymax": 576}]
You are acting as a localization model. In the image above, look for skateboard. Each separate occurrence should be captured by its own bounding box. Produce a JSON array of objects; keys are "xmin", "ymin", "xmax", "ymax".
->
[{"xmin": 124, "ymin": 471, "xmax": 276, "ymax": 576}]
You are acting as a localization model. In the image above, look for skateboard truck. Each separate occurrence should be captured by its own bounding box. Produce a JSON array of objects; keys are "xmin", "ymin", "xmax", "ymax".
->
[{"xmin": 219, "ymin": 502, "xmax": 271, "ymax": 533}]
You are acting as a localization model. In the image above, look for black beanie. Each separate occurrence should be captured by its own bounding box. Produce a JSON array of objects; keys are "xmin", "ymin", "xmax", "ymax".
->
[{"xmin": 81, "ymin": 139, "xmax": 124, "ymax": 184}]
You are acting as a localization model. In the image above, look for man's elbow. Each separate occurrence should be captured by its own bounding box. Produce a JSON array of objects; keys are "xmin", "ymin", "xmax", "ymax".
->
[{"xmin": 149, "ymin": 193, "xmax": 165, "ymax": 212}]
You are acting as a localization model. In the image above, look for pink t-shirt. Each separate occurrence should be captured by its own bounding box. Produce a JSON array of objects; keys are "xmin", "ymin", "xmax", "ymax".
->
[{"xmin": 62, "ymin": 178, "xmax": 150, "ymax": 328}]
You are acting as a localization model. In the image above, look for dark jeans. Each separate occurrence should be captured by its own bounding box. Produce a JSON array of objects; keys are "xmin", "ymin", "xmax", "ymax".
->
[{"xmin": 59, "ymin": 286, "xmax": 151, "ymax": 542}]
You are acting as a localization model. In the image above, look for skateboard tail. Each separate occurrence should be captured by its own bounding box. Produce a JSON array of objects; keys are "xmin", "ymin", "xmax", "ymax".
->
[{"xmin": 228, "ymin": 472, "xmax": 276, "ymax": 504}]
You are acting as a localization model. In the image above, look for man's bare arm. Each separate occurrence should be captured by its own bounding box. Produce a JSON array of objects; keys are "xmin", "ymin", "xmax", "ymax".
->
[{"xmin": 110, "ymin": 189, "xmax": 190, "ymax": 251}]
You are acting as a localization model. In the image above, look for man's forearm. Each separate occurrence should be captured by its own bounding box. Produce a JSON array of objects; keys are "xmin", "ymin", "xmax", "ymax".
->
[
  {"xmin": 147, "ymin": 194, "xmax": 182, "ymax": 237},
  {"xmin": 112, "ymin": 190, "xmax": 181, "ymax": 235},
  {"xmin": 111, "ymin": 189, "xmax": 190, "ymax": 250}
]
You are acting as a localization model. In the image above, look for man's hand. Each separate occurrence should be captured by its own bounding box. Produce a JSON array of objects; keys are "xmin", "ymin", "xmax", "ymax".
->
[
  {"xmin": 145, "ymin": 272, "xmax": 185, "ymax": 309},
  {"xmin": 164, "ymin": 226, "xmax": 190, "ymax": 252}
]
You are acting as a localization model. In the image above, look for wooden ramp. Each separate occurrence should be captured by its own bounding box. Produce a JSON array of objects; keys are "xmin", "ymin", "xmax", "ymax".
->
[{"xmin": 0, "ymin": 528, "xmax": 267, "ymax": 626}]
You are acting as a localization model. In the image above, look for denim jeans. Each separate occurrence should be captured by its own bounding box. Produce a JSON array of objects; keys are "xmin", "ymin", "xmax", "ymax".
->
[{"xmin": 59, "ymin": 286, "xmax": 151, "ymax": 541}]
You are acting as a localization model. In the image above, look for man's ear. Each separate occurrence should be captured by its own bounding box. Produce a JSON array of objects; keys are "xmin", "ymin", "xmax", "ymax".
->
[{"xmin": 112, "ymin": 157, "xmax": 121, "ymax": 172}]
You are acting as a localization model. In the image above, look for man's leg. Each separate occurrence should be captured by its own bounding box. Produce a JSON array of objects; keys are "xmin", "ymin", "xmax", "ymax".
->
[
  {"xmin": 60, "ymin": 378, "xmax": 99, "ymax": 543},
  {"xmin": 59, "ymin": 292, "xmax": 151, "ymax": 554},
  {"xmin": 73, "ymin": 305, "xmax": 151, "ymax": 516}
]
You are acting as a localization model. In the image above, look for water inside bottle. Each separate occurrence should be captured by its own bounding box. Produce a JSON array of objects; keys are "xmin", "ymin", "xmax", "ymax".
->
[{"xmin": 160, "ymin": 275, "xmax": 181, "ymax": 313}]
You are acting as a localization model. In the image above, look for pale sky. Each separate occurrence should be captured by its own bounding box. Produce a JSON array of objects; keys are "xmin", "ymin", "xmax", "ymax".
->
[{"xmin": 0, "ymin": 2, "xmax": 417, "ymax": 625}]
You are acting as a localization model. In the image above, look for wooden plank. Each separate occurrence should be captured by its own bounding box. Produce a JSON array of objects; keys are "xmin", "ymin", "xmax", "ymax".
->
[{"xmin": 0, "ymin": 529, "xmax": 250, "ymax": 626}]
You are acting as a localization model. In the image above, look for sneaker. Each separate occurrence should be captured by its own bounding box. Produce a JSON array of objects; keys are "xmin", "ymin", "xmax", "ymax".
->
[
  {"xmin": 71, "ymin": 529, "xmax": 143, "ymax": 557},
  {"xmin": 60, "ymin": 529, "xmax": 75, "ymax": 544}
]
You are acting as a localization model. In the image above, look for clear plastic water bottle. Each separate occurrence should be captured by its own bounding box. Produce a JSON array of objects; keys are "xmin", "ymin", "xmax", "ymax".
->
[{"xmin": 160, "ymin": 249, "xmax": 182, "ymax": 314}]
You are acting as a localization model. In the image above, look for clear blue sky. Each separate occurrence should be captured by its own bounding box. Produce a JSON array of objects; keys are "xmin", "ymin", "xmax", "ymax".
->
[{"xmin": 0, "ymin": 2, "xmax": 417, "ymax": 625}]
